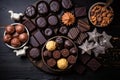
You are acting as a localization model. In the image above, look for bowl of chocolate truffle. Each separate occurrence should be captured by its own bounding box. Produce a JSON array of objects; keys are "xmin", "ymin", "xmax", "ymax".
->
[
  {"xmin": 41, "ymin": 36, "xmax": 78, "ymax": 72},
  {"xmin": 3, "ymin": 23, "xmax": 29, "ymax": 49},
  {"xmin": 88, "ymin": 2, "xmax": 114, "ymax": 27}
]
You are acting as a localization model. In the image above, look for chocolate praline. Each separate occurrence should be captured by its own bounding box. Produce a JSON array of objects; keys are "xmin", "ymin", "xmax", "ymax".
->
[
  {"xmin": 19, "ymin": 33, "xmax": 28, "ymax": 43},
  {"xmin": 15, "ymin": 24, "xmax": 25, "ymax": 34},
  {"xmin": 55, "ymin": 37, "xmax": 63, "ymax": 44},
  {"xmin": 61, "ymin": 0, "xmax": 73, "ymax": 9},
  {"xmin": 13, "ymin": 32, "xmax": 19, "ymax": 38},
  {"xmin": 29, "ymin": 48, "xmax": 40, "ymax": 59},
  {"xmin": 3, "ymin": 34, "xmax": 12, "ymax": 43},
  {"xmin": 48, "ymin": 15, "xmax": 58, "ymax": 26},
  {"xmin": 67, "ymin": 55, "xmax": 76, "ymax": 64},
  {"xmin": 70, "ymin": 47, "xmax": 77, "ymax": 54},
  {"xmin": 61, "ymin": 49, "xmax": 69, "ymax": 57},
  {"xmin": 43, "ymin": 50, "xmax": 52, "ymax": 57},
  {"xmin": 37, "ymin": 1, "xmax": 49, "ymax": 15},
  {"xmin": 36, "ymin": 17, "xmax": 47, "ymax": 28},
  {"xmin": 44, "ymin": 28, "xmax": 53, "ymax": 36},
  {"xmin": 59, "ymin": 26, "xmax": 68, "ymax": 35},
  {"xmin": 25, "ymin": 5, "xmax": 36, "ymax": 18},
  {"xmin": 50, "ymin": 0, "xmax": 60, "ymax": 13},
  {"xmin": 5, "ymin": 25, "xmax": 15, "ymax": 34},
  {"xmin": 47, "ymin": 58, "xmax": 56, "ymax": 67},
  {"xmin": 64, "ymin": 40, "xmax": 73, "ymax": 48},
  {"xmin": 11, "ymin": 38, "xmax": 21, "ymax": 47},
  {"xmin": 53, "ymin": 50, "xmax": 61, "ymax": 59}
]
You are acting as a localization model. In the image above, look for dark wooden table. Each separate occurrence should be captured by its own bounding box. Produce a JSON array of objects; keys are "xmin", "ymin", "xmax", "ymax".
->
[{"xmin": 0, "ymin": 0, "xmax": 120, "ymax": 80}]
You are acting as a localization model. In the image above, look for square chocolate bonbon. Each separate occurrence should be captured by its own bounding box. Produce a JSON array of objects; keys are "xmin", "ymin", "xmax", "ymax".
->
[{"xmin": 87, "ymin": 58, "xmax": 101, "ymax": 71}]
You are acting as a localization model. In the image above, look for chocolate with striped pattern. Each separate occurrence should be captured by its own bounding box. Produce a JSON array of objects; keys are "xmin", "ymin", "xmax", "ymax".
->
[{"xmin": 67, "ymin": 27, "xmax": 80, "ymax": 40}]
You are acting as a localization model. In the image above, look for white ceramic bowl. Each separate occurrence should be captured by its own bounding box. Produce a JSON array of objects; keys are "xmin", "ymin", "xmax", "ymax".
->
[{"xmin": 4, "ymin": 23, "xmax": 29, "ymax": 49}]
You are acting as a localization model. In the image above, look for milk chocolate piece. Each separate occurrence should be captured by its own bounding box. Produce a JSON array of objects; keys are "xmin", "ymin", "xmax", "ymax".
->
[
  {"xmin": 87, "ymin": 58, "xmax": 101, "ymax": 71},
  {"xmin": 79, "ymin": 54, "xmax": 91, "ymax": 64},
  {"xmin": 22, "ymin": 19, "xmax": 36, "ymax": 32},
  {"xmin": 75, "ymin": 7, "xmax": 86, "ymax": 17},
  {"xmin": 77, "ymin": 19, "xmax": 90, "ymax": 32},
  {"xmin": 33, "ymin": 30, "xmax": 46, "ymax": 45},
  {"xmin": 68, "ymin": 28, "xmax": 80, "ymax": 40},
  {"xmin": 75, "ymin": 33, "xmax": 88, "ymax": 45},
  {"xmin": 29, "ymin": 36, "xmax": 39, "ymax": 47}
]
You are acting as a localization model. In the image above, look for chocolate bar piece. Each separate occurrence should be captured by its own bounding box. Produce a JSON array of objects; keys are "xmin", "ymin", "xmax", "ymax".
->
[
  {"xmin": 68, "ymin": 27, "xmax": 80, "ymax": 40},
  {"xmin": 75, "ymin": 7, "xmax": 86, "ymax": 17},
  {"xmin": 29, "ymin": 36, "xmax": 40, "ymax": 47},
  {"xmin": 22, "ymin": 19, "xmax": 36, "ymax": 32},
  {"xmin": 75, "ymin": 32, "xmax": 88, "ymax": 45},
  {"xmin": 77, "ymin": 19, "xmax": 90, "ymax": 32},
  {"xmin": 33, "ymin": 30, "xmax": 47, "ymax": 45},
  {"xmin": 87, "ymin": 58, "xmax": 101, "ymax": 71},
  {"xmin": 79, "ymin": 54, "xmax": 91, "ymax": 64}
]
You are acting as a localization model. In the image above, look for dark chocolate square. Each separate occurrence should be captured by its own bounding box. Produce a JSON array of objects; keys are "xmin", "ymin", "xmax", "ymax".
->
[
  {"xmin": 29, "ymin": 36, "xmax": 40, "ymax": 47},
  {"xmin": 87, "ymin": 58, "xmax": 101, "ymax": 71},
  {"xmin": 75, "ymin": 7, "xmax": 86, "ymax": 17},
  {"xmin": 79, "ymin": 54, "xmax": 91, "ymax": 64},
  {"xmin": 75, "ymin": 64, "xmax": 86, "ymax": 74},
  {"xmin": 33, "ymin": 30, "xmax": 47, "ymax": 45},
  {"xmin": 22, "ymin": 19, "xmax": 36, "ymax": 32}
]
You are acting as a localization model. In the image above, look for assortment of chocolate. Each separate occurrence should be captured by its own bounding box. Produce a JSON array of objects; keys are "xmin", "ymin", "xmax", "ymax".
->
[
  {"xmin": 3, "ymin": 23, "xmax": 29, "ymax": 48},
  {"xmin": 3, "ymin": 0, "xmax": 116, "ymax": 74},
  {"xmin": 89, "ymin": 2, "xmax": 114, "ymax": 27},
  {"xmin": 42, "ymin": 36, "xmax": 78, "ymax": 71}
]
